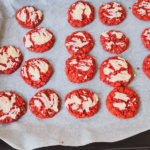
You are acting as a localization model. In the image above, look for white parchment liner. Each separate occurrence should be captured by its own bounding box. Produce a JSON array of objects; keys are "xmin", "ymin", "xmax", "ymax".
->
[{"xmin": 0, "ymin": 0, "xmax": 150, "ymax": 149}]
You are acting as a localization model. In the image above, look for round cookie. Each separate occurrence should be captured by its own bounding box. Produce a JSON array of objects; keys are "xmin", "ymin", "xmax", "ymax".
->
[
  {"xmin": 65, "ymin": 31, "xmax": 94, "ymax": 55},
  {"xmin": 143, "ymin": 54, "xmax": 150, "ymax": 78},
  {"xmin": 0, "ymin": 91, "xmax": 26, "ymax": 123},
  {"xmin": 65, "ymin": 89, "xmax": 100, "ymax": 118},
  {"xmin": 65, "ymin": 53, "xmax": 96, "ymax": 83},
  {"xmin": 100, "ymin": 30, "xmax": 129, "ymax": 54},
  {"xmin": 100, "ymin": 56, "xmax": 133, "ymax": 87},
  {"xmin": 23, "ymin": 27, "xmax": 55, "ymax": 53},
  {"xmin": 132, "ymin": 0, "xmax": 150, "ymax": 21},
  {"xmin": 141, "ymin": 27, "xmax": 150, "ymax": 50},
  {"xmin": 68, "ymin": 1, "xmax": 94, "ymax": 27},
  {"xmin": 99, "ymin": 2, "xmax": 126, "ymax": 25},
  {"xmin": 16, "ymin": 6, "xmax": 43, "ymax": 29},
  {"xmin": 0, "ymin": 46, "xmax": 22, "ymax": 74},
  {"xmin": 20, "ymin": 58, "xmax": 53, "ymax": 88},
  {"xmin": 106, "ymin": 87, "xmax": 139, "ymax": 119},
  {"xmin": 29, "ymin": 89, "xmax": 60, "ymax": 119}
]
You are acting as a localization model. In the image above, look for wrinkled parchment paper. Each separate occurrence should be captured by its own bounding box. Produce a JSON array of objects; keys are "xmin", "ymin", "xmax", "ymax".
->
[{"xmin": 0, "ymin": 0, "xmax": 150, "ymax": 149}]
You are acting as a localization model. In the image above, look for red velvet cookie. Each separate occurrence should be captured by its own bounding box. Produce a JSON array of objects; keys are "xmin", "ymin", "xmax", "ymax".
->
[
  {"xmin": 143, "ymin": 54, "xmax": 150, "ymax": 78},
  {"xmin": 100, "ymin": 56, "xmax": 133, "ymax": 87},
  {"xmin": 141, "ymin": 27, "xmax": 150, "ymax": 50},
  {"xmin": 99, "ymin": 2, "xmax": 126, "ymax": 25},
  {"xmin": 20, "ymin": 58, "xmax": 52, "ymax": 88},
  {"xmin": 100, "ymin": 30, "xmax": 129, "ymax": 54},
  {"xmin": 0, "ymin": 46, "xmax": 22, "ymax": 74},
  {"xmin": 65, "ymin": 31, "xmax": 94, "ymax": 55},
  {"xmin": 16, "ymin": 6, "xmax": 43, "ymax": 29},
  {"xmin": 132, "ymin": 0, "xmax": 150, "ymax": 21},
  {"xmin": 68, "ymin": 1, "xmax": 94, "ymax": 27},
  {"xmin": 106, "ymin": 87, "xmax": 139, "ymax": 119},
  {"xmin": 29, "ymin": 89, "xmax": 60, "ymax": 119},
  {"xmin": 65, "ymin": 53, "xmax": 96, "ymax": 83},
  {"xmin": 23, "ymin": 27, "xmax": 55, "ymax": 53},
  {"xmin": 0, "ymin": 91, "xmax": 26, "ymax": 123},
  {"xmin": 65, "ymin": 89, "xmax": 100, "ymax": 118}
]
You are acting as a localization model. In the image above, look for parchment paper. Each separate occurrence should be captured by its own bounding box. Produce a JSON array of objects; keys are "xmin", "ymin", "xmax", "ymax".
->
[{"xmin": 0, "ymin": 0, "xmax": 150, "ymax": 150}]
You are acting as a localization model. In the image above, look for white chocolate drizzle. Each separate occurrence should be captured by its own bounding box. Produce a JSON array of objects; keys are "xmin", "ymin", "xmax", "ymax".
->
[
  {"xmin": 34, "ymin": 92, "xmax": 59, "ymax": 112},
  {"xmin": 25, "ymin": 28, "xmax": 52, "ymax": 48},
  {"xmin": 65, "ymin": 93, "xmax": 99, "ymax": 112},
  {"xmin": 71, "ymin": 2, "xmax": 91, "ymax": 21},
  {"xmin": 66, "ymin": 32, "xmax": 90, "ymax": 52},
  {"xmin": 22, "ymin": 59, "xmax": 49, "ymax": 81},
  {"xmin": 0, "ymin": 46, "xmax": 21, "ymax": 71},
  {"xmin": 17, "ymin": 6, "xmax": 42, "ymax": 23},
  {"xmin": 0, "ymin": 92, "xmax": 21, "ymax": 120},
  {"xmin": 102, "ymin": 2, "xmax": 123, "ymax": 19}
]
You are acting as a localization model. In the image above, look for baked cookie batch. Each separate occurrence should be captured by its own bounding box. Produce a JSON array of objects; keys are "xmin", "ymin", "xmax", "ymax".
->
[{"xmin": 0, "ymin": 0, "xmax": 149, "ymax": 122}]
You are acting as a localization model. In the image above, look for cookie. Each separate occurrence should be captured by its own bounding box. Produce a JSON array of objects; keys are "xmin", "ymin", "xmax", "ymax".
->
[
  {"xmin": 68, "ymin": 1, "xmax": 94, "ymax": 27},
  {"xmin": 65, "ymin": 31, "xmax": 94, "ymax": 55},
  {"xmin": 0, "ymin": 46, "xmax": 22, "ymax": 74},
  {"xmin": 99, "ymin": 2, "xmax": 126, "ymax": 25},
  {"xmin": 16, "ymin": 6, "xmax": 43, "ymax": 29},
  {"xmin": 23, "ymin": 27, "xmax": 55, "ymax": 53},
  {"xmin": 20, "ymin": 58, "xmax": 52, "ymax": 88},
  {"xmin": 132, "ymin": 0, "xmax": 150, "ymax": 21},
  {"xmin": 100, "ymin": 30, "xmax": 129, "ymax": 54},
  {"xmin": 65, "ymin": 89, "xmax": 99, "ymax": 118},
  {"xmin": 65, "ymin": 53, "xmax": 96, "ymax": 83},
  {"xmin": 29, "ymin": 89, "xmax": 60, "ymax": 118},
  {"xmin": 106, "ymin": 87, "xmax": 139, "ymax": 119},
  {"xmin": 100, "ymin": 56, "xmax": 133, "ymax": 87},
  {"xmin": 141, "ymin": 27, "xmax": 150, "ymax": 50},
  {"xmin": 143, "ymin": 54, "xmax": 150, "ymax": 78},
  {"xmin": 0, "ymin": 91, "xmax": 26, "ymax": 123}
]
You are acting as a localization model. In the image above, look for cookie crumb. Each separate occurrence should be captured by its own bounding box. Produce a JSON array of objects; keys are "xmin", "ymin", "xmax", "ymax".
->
[
  {"xmin": 129, "ymin": 7, "xmax": 131, "ymax": 9},
  {"xmin": 61, "ymin": 141, "xmax": 64, "ymax": 144}
]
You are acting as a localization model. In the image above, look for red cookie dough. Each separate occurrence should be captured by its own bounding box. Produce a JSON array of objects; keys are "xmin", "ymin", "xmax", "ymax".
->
[
  {"xmin": 23, "ymin": 27, "xmax": 55, "ymax": 53},
  {"xmin": 0, "ymin": 91, "xmax": 26, "ymax": 123},
  {"xmin": 106, "ymin": 87, "xmax": 139, "ymax": 119},
  {"xmin": 65, "ymin": 89, "xmax": 100, "ymax": 118},
  {"xmin": 16, "ymin": 6, "xmax": 43, "ymax": 29},
  {"xmin": 20, "ymin": 58, "xmax": 52, "ymax": 89},
  {"xmin": 29, "ymin": 89, "xmax": 60, "ymax": 118},
  {"xmin": 143, "ymin": 54, "xmax": 150, "ymax": 78},
  {"xmin": 68, "ymin": 1, "xmax": 94, "ymax": 27},
  {"xmin": 65, "ymin": 31, "xmax": 94, "ymax": 55},
  {"xmin": 65, "ymin": 53, "xmax": 96, "ymax": 83},
  {"xmin": 99, "ymin": 2, "xmax": 126, "ymax": 25},
  {"xmin": 100, "ymin": 30, "xmax": 129, "ymax": 54},
  {"xmin": 100, "ymin": 56, "xmax": 133, "ymax": 87},
  {"xmin": 0, "ymin": 46, "xmax": 22, "ymax": 74},
  {"xmin": 141, "ymin": 27, "xmax": 150, "ymax": 50},
  {"xmin": 132, "ymin": 0, "xmax": 150, "ymax": 21}
]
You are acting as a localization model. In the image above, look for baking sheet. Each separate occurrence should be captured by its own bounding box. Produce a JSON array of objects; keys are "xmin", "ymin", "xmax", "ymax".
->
[{"xmin": 0, "ymin": 0, "xmax": 150, "ymax": 150}]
